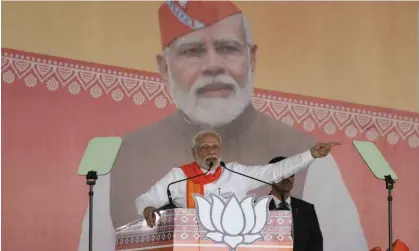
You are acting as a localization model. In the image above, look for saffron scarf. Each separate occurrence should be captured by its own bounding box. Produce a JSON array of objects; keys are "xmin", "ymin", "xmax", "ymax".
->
[{"xmin": 180, "ymin": 161, "xmax": 222, "ymax": 208}]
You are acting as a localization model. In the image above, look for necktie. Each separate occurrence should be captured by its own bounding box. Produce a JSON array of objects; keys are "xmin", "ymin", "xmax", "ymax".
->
[{"xmin": 277, "ymin": 201, "xmax": 290, "ymax": 211}]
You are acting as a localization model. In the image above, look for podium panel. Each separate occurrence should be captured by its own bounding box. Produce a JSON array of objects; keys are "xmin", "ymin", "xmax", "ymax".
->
[{"xmin": 116, "ymin": 209, "xmax": 293, "ymax": 251}]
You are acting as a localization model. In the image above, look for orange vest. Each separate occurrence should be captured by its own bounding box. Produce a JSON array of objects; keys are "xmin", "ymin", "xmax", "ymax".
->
[{"xmin": 179, "ymin": 161, "xmax": 222, "ymax": 208}]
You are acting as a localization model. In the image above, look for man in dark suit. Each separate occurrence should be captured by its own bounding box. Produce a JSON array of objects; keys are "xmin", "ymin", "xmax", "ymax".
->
[{"xmin": 269, "ymin": 156, "xmax": 323, "ymax": 251}]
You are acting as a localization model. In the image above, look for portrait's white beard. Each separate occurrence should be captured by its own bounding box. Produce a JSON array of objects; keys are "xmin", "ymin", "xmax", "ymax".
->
[{"xmin": 167, "ymin": 68, "xmax": 253, "ymax": 128}]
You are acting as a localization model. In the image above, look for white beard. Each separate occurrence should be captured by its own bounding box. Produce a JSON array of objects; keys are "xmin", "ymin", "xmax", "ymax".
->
[
  {"xmin": 197, "ymin": 156, "xmax": 221, "ymax": 171},
  {"xmin": 167, "ymin": 68, "xmax": 254, "ymax": 128}
]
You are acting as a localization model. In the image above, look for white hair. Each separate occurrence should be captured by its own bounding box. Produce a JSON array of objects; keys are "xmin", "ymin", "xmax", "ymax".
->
[
  {"xmin": 192, "ymin": 130, "xmax": 222, "ymax": 149},
  {"xmin": 163, "ymin": 14, "xmax": 252, "ymax": 59}
]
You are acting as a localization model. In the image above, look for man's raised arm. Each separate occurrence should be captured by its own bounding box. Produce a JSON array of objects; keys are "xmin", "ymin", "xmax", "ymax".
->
[{"xmin": 241, "ymin": 142, "xmax": 340, "ymax": 191}]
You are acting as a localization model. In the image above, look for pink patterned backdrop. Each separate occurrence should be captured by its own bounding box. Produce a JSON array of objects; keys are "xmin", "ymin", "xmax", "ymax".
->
[
  {"xmin": 115, "ymin": 209, "xmax": 293, "ymax": 250},
  {"xmin": 2, "ymin": 48, "xmax": 419, "ymax": 251}
]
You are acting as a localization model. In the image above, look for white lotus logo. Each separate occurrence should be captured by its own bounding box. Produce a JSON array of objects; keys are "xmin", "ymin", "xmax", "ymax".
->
[{"xmin": 193, "ymin": 194, "xmax": 271, "ymax": 251}]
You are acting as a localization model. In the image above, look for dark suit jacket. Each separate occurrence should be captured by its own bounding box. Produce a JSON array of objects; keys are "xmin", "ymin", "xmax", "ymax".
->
[{"xmin": 269, "ymin": 196, "xmax": 323, "ymax": 251}]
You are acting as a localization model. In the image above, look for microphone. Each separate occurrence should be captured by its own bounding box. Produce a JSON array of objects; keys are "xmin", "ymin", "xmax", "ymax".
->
[
  {"xmin": 161, "ymin": 161, "xmax": 215, "ymax": 210},
  {"xmin": 222, "ymin": 160, "xmax": 293, "ymax": 237},
  {"xmin": 220, "ymin": 161, "xmax": 275, "ymax": 188},
  {"xmin": 219, "ymin": 161, "xmax": 288, "ymax": 208}
]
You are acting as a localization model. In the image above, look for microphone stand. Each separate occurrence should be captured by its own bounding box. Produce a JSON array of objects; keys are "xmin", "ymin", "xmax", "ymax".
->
[
  {"xmin": 384, "ymin": 175, "xmax": 395, "ymax": 251},
  {"xmin": 221, "ymin": 162, "xmax": 294, "ymax": 238},
  {"xmin": 220, "ymin": 162, "xmax": 272, "ymax": 187},
  {"xmin": 86, "ymin": 171, "xmax": 98, "ymax": 251},
  {"xmin": 163, "ymin": 162, "xmax": 214, "ymax": 211}
]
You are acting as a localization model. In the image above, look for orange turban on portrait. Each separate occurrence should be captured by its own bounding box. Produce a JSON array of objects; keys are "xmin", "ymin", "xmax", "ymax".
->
[{"xmin": 158, "ymin": 0, "xmax": 242, "ymax": 48}]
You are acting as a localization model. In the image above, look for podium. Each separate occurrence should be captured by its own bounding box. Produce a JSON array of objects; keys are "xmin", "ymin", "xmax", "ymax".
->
[{"xmin": 116, "ymin": 208, "xmax": 293, "ymax": 251}]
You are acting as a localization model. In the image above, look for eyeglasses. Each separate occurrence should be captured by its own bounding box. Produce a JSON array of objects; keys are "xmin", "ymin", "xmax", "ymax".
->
[
  {"xmin": 198, "ymin": 144, "xmax": 220, "ymax": 152},
  {"xmin": 174, "ymin": 40, "xmax": 253, "ymax": 62}
]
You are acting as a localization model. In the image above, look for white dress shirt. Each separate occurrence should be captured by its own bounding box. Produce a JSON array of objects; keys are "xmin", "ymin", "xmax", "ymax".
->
[
  {"xmin": 135, "ymin": 150, "xmax": 314, "ymax": 216},
  {"xmin": 272, "ymin": 194, "xmax": 292, "ymax": 209}
]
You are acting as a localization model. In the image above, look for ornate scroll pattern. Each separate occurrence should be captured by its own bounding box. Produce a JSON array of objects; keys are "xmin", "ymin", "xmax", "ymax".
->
[{"xmin": 2, "ymin": 49, "xmax": 418, "ymax": 148}]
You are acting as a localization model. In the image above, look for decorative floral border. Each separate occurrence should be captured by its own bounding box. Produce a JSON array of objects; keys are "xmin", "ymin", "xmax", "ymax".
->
[
  {"xmin": 2, "ymin": 48, "xmax": 418, "ymax": 148},
  {"xmin": 115, "ymin": 209, "xmax": 292, "ymax": 248}
]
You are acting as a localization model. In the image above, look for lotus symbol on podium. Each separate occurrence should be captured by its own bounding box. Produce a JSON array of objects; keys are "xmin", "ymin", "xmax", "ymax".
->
[{"xmin": 193, "ymin": 194, "xmax": 271, "ymax": 251}]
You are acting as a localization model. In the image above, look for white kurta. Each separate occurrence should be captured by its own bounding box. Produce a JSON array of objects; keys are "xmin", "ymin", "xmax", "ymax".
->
[
  {"xmin": 77, "ymin": 152, "xmax": 369, "ymax": 251},
  {"xmin": 135, "ymin": 150, "xmax": 314, "ymax": 216}
]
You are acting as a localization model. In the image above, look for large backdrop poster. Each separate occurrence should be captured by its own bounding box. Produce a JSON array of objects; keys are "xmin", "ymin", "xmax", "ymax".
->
[{"xmin": 2, "ymin": 2, "xmax": 419, "ymax": 251}]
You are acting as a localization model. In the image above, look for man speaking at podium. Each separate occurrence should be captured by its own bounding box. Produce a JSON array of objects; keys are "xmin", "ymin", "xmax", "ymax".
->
[
  {"xmin": 78, "ymin": 1, "xmax": 368, "ymax": 251},
  {"xmin": 137, "ymin": 130, "xmax": 338, "ymax": 227}
]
